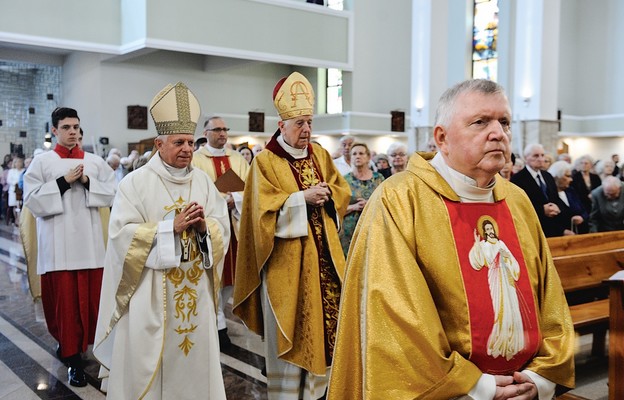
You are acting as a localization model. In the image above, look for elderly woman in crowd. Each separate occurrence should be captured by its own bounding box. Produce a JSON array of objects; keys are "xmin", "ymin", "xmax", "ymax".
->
[
  {"xmin": 373, "ymin": 153, "xmax": 391, "ymax": 178},
  {"xmin": 339, "ymin": 143, "xmax": 385, "ymax": 256},
  {"xmin": 549, "ymin": 160, "xmax": 589, "ymax": 235},
  {"xmin": 387, "ymin": 142, "xmax": 408, "ymax": 175},
  {"xmin": 571, "ymin": 154, "xmax": 602, "ymax": 215},
  {"xmin": 594, "ymin": 159, "xmax": 615, "ymax": 181}
]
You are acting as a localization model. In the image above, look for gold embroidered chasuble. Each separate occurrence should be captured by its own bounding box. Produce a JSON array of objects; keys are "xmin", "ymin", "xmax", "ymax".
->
[
  {"xmin": 326, "ymin": 152, "xmax": 575, "ymax": 399},
  {"xmin": 93, "ymin": 153, "xmax": 229, "ymax": 399},
  {"xmin": 233, "ymin": 138, "xmax": 351, "ymax": 375}
]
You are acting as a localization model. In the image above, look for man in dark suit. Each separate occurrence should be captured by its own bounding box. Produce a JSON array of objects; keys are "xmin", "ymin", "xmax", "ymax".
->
[
  {"xmin": 589, "ymin": 176, "xmax": 624, "ymax": 232},
  {"xmin": 511, "ymin": 143, "xmax": 563, "ymax": 237}
]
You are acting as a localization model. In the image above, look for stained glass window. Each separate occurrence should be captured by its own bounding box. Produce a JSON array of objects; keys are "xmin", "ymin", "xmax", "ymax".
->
[{"xmin": 472, "ymin": 0, "xmax": 499, "ymax": 81}]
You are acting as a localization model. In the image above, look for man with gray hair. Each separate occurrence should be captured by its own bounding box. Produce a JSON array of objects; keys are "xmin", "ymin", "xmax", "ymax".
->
[
  {"xmin": 511, "ymin": 143, "xmax": 562, "ymax": 237},
  {"xmin": 589, "ymin": 175, "xmax": 624, "ymax": 232},
  {"xmin": 328, "ymin": 79, "xmax": 574, "ymax": 399}
]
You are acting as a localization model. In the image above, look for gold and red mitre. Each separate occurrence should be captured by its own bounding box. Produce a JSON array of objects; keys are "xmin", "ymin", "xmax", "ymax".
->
[
  {"xmin": 150, "ymin": 82, "xmax": 201, "ymax": 135},
  {"xmin": 272, "ymin": 72, "xmax": 315, "ymax": 120}
]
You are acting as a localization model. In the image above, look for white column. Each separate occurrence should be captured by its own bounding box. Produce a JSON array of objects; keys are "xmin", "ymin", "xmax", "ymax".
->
[
  {"xmin": 409, "ymin": 0, "xmax": 432, "ymax": 152},
  {"xmin": 511, "ymin": 0, "xmax": 561, "ymax": 153}
]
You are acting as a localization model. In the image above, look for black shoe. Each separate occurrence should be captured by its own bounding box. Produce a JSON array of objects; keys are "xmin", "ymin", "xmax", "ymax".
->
[
  {"xmin": 218, "ymin": 328, "xmax": 232, "ymax": 349},
  {"xmin": 68, "ymin": 366, "xmax": 87, "ymax": 387}
]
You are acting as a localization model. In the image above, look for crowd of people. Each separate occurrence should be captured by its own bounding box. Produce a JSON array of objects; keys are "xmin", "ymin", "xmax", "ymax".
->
[{"xmin": 21, "ymin": 73, "xmax": 624, "ymax": 399}]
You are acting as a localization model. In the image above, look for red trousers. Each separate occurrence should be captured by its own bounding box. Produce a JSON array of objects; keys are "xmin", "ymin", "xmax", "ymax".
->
[{"xmin": 40, "ymin": 268, "xmax": 103, "ymax": 358}]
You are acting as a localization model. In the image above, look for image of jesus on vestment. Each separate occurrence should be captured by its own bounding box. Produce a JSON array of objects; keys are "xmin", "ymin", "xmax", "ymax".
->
[{"xmin": 468, "ymin": 215, "xmax": 524, "ymax": 361}]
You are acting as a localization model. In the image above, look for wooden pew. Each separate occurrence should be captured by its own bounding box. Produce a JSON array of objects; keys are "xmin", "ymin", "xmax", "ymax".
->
[
  {"xmin": 607, "ymin": 275, "xmax": 624, "ymax": 400},
  {"xmin": 547, "ymin": 231, "xmax": 624, "ymax": 357}
]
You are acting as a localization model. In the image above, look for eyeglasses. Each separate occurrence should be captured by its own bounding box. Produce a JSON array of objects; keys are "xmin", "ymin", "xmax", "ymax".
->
[
  {"xmin": 208, "ymin": 127, "xmax": 230, "ymax": 133},
  {"xmin": 390, "ymin": 153, "xmax": 406, "ymax": 157}
]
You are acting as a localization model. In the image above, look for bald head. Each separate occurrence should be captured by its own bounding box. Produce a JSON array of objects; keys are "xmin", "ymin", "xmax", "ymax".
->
[{"xmin": 603, "ymin": 176, "xmax": 622, "ymax": 200}]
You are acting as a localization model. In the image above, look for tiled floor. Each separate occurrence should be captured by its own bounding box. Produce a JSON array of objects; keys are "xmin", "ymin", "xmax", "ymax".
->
[
  {"xmin": 0, "ymin": 222, "xmax": 610, "ymax": 399},
  {"xmin": 0, "ymin": 223, "xmax": 266, "ymax": 399}
]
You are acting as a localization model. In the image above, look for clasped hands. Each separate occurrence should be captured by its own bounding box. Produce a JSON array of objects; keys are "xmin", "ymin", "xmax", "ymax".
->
[
  {"xmin": 174, "ymin": 202, "xmax": 206, "ymax": 234},
  {"xmin": 303, "ymin": 182, "xmax": 331, "ymax": 207},
  {"xmin": 64, "ymin": 164, "xmax": 89, "ymax": 185},
  {"xmin": 493, "ymin": 372, "xmax": 538, "ymax": 400},
  {"xmin": 543, "ymin": 202, "xmax": 560, "ymax": 217},
  {"xmin": 347, "ymin": 198, "xmax": 367, "ymax": 213}
]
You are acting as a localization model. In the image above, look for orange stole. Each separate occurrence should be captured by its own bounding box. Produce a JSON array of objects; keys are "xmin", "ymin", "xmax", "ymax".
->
[
  {"xmin": 211, "ymin": 155, "xmax": 236, "ymax": 286},
  {"xmin": 444, "ymin": 199, "xmax": 540, "ymax": 374}
]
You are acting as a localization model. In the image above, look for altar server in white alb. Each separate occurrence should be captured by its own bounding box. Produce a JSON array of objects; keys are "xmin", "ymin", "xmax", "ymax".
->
[
  {"xmin": 94, "ymin": 82, "xmax": 230, "ymax": 399},
  {"xmin": 23, "ymin": 107, "xmax": 116, "ymax": 387}
]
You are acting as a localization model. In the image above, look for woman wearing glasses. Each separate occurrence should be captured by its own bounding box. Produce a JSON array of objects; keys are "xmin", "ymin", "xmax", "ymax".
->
[{"xmin": 387, "ymin": 142, "xmax": 408, "ymax": 175}]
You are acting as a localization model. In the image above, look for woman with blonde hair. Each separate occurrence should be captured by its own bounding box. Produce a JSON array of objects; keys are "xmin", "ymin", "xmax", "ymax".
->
[{"xmin": 339, "ymin": 143, "xmax": 385, "ymax": 256}]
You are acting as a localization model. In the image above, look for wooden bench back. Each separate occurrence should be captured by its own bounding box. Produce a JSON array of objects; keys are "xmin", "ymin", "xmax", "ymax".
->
[{"xmin": 547, "ymin": 231, "xmax": 624, "ymax": 300}]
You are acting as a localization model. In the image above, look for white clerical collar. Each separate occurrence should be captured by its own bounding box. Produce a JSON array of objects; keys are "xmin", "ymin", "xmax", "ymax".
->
[
  {"xmin": 277, "ymin": 134, "xmax": 308, "ymax": 159},
  {"xmin": 526, "ymin": 165, "xmax": 542, "ymax": 180},
  {"xmin": 161, "ymin": 159, "xmax": 189, "ymax": 177},
  {"xmin": 205, "ymin": 144, "xmax": 226, "ymax": 156},
  {"xmin": 430, "ymin": 152, "xmax": 495, "ymax": 203}
]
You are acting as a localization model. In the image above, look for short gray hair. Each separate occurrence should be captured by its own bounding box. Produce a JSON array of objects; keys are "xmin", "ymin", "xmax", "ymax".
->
[
  {"xmin": 548, "ymin": 161, "xmax": 571, "ymax": 179},
  {"xmin": 523, "ymin": 143, "xmax": 544, "ymax": 159},
  {"xmin": 434, "ymin": 79, "xmax": 507, "ymax": 128},
  {"xmin": 603, "ymin": 176, "xmax": 621, "ymax": 191},
  {"xmin": 340, "ymin": 135, "xmax": 355, "ymax": 144},
  {"xmin": 387, "ymin": 142, "xmax": 407, "ymax": 156}
]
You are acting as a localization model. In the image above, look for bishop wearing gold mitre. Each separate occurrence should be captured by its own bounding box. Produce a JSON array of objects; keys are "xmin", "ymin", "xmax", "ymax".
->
[
  {"xmin": 233, "ymin": 71, "xmax": 351, "ymax": 399},
  {"xmin": 94, "ymin": 82, "xmax": 230, "ymax": 399},
  {"xmin": 192, "ymin": 115, "xmax": 249, "ymax": 348}
]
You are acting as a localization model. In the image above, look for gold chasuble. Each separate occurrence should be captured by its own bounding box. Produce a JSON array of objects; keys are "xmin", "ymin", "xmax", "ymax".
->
[
  {"xmin": 233, "ymin": 133, "xmax": 351, "ymax": 375},
  {"xmin": 327, "ymin": 152, "xmax": 575, "ymax": 399}
]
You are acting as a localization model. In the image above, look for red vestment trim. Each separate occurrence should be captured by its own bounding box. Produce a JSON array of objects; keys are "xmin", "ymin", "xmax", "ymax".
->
[
  {"xmin": 210, "ymin": 155, "xmax": 232, "ymax": 178},
  {"xmin": 54, "ymin": 144, "xmax": 84, "ymax": 159},
  {"xmin": 444, "ymin": 199, "xmax": 541, "ymax": 374}
]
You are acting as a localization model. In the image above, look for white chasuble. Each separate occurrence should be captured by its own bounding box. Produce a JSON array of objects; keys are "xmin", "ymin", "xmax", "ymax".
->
[{"xmin": 94, "ymin": 153, "xmax": 229, "ymax": 400}]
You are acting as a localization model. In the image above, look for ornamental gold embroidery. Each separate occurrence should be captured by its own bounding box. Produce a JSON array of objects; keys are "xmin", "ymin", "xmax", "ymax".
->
[
  {"xmin": 166, "ymin": 267, "xmax": 185, "ymax": 288},
  {"xmin": 178, "ymin": 336, "xmax": 195, "ymax": 356},
  {"xmin": 164, "ymin": 196, "xmax": 186, "ymax": 213},
  {"xmin": 186, "ymin": 260, "xmax": 203, "ymax": 285},
  {"xmin": 173, "ymin": 286, "xmax": 198, "ymax": 323},
  {"xmin": 289, "ymin": 80, "xmax": 313, "ymax": 108},
  {"xmin": 290, "ymin": 159, "xmax": 319, "ymax": 188}
]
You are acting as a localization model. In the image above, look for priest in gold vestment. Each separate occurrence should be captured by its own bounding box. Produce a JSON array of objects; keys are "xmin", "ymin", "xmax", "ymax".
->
[
  {"xmin": 94, "ymin": 82, "xmax": 230, "ymax": 399},
  {"xmin": 327, "ymin": 79, "xmax": 574, "ymax": 400},
  {"xmin": 233, "ymin": 72, "xmax": 351, "ymax": 399}
]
